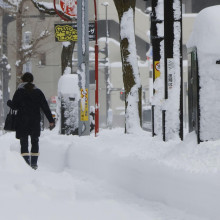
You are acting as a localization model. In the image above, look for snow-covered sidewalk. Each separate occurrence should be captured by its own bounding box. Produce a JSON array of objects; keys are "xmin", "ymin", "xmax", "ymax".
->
[{"xmin": 0, "ymin": 128, "xmax": 220, "ymax": 220}]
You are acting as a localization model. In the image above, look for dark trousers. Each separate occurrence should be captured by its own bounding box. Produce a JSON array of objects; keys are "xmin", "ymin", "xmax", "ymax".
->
[{"xmin": 20, "ymin": 136, "xmax": 39, "ymax": 155}]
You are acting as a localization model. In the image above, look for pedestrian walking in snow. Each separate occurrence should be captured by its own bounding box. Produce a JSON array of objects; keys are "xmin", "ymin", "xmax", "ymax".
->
[{"xmin": 7, "ymin": 72, "xmax": 55, "ymax": 170}]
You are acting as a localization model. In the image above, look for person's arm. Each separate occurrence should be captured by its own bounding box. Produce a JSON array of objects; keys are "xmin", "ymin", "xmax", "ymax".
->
[
  {"xmin": 39, "ymin": 90, "xmax": 55, "ymax": 127},
  {"xmin": 7, "ymin": 90, "xmax": 21, "ymax": 110}
]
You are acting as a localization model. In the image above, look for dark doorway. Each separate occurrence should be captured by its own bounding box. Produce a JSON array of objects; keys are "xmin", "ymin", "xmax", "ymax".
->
[{"xmin": 188, "ymin": 48, "xmax": 200, "ymax": 143}]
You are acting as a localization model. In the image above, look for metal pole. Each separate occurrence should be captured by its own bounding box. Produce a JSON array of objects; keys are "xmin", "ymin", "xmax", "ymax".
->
[
  {"xmin": 163, "ymin": 0, "xmax": 174, "ymax": 141},
  {"xmin": 106, "ymin": 5, "xmax": 109, "ymax": 38},
  {"xmin": 77, "ymin": 0, "xmax": 90, "ymax": 136},
  {"xmin": 1, "ymin": 13, "xmax": 14, "ymax": 126},
  {"xmin": 94, "ymin": 0, "xmax": 99, "ymax": 136},
  {"xmin": 101, "ymin": 3, "xmax": 110, "ymax": 128},
  {"xmin": 164, "ymin": 0, "xmax": 173, "ymax": 100},
  {"xmin": 179, "ymin": 0, "xmax": 184, "ymax": 140},
  {"xmin": 151, "ymin": 0, "xmax": 163, "ymax": 137},
  {"xmin": 164, "ymin": 0, "xmax": 183, "ymax": 141},
  {"xmin": 105, "ymin": 4, "xmax": 111, "ymax": 128}
]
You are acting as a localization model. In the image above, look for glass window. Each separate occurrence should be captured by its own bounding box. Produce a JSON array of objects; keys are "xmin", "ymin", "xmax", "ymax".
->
[
  {"xmin": 23, "ymin": 61, "xmax": 32, "ymax": 73},
  {"xmin": 39, "ymin": 53, "xmax": 46, "ymax": 66},
  {"xmin": 24, "ymin": 32, "xmax": 32, "ymax": 45}
]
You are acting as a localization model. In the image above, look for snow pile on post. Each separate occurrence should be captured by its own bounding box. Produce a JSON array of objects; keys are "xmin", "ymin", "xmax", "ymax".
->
[
  {"xmin": 187, "ymin": 6, "xmax": 220, "ymax": 54},
  {"xmin": 187, "ymin": 6, "xmax": 220, "ymax": 140},
  {"xmin": 58, "ymin": 67, "xmax": 79, "ymax": 134},
  {"xmin": 58, "ymin": 67, "xmax": 79, "ymax": 97}
]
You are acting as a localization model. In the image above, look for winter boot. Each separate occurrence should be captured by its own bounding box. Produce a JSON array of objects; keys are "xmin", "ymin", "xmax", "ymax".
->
[
  {"xmin": 21, "ymin": 154, "xmax": 30, "ymax": 166},
  {"xmin": 31, "ymin": 154, "xmax": 38, "ymax": 170}
]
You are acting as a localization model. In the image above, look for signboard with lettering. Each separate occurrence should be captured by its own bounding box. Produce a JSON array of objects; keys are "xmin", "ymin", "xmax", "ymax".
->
[
  {"xmin": 80, "ymin": 89, "xmax": 89, "ymax": 121},
  {"xmin": 167, "ymin": 58, "xmax": 174, "ymax": 89},
  {"xmin": 59, "ymin": 0, "xmax": 77, "ymax": 17},
  {"xmin": 154, "ymin": 61, "xmax": 160, "ymax": 79},
  {"xmin": 54, "ymin": 23, "xmax": 95, "ymax": 42}
]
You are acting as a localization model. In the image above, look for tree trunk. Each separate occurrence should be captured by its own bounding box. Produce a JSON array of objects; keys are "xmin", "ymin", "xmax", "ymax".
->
[
  {"xmin": 113, "ymin": 0, "xmax": 142, "ymax": 133},
  {"xmin": 61, "ymin": 41, "xmax": 75, "ymax": 74},
  {"xmin": 16, "ymin": 2, "xmax": 24, "ymax": 87},
  {"xmin": 31, "ymin": 1, "xmax": 76, "ymax": 76}
]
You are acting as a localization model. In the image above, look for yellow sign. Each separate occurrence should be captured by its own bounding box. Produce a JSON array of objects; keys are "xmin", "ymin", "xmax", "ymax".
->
[
  {"xmin": 80, "ymin": 89, "xmax": 89, "ymax": 121},
  {"xmin": 54, "ymin": 24, "xmax": 77, "ymax": 42},
  {"xmin": 154, "ymin": 61, "xmax": 161, "ymax": 79},
  {"xmin": 54, "ymin": 23, "xmax": 96, "ymax": 42}
]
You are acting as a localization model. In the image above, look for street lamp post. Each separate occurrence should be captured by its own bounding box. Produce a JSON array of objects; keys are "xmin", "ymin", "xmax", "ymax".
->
[
  {"xmin": 1, "ymin": 12, "xmax": 14, "ymax": 129},
  {"xmin": 151, "ymin": 0, "xmax": 163, "ymax": 137},
  {"xmin": 94, "ymin": 0, "xmax": 99, "ymax": 136},
  {"xmin": 77, "ymin": 0, "xmax": 90, "ymax": 136},
  {"xmin": 101, "ymin": 2, "xmax": 111, "ymax": 128}
]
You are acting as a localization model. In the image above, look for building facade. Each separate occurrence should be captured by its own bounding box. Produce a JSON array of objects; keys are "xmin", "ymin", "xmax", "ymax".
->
[{"xmin": 1, "ymin": 0, "xmax": 219, "ymax": 129}]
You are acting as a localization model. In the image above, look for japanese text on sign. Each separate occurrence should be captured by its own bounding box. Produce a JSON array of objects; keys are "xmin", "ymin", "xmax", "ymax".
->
[
  {"xmin": 54, "ymin": 23, "xmax": 96, "ymax": 42},
  {"xmin": 55, "ymin": 24, "xmax": 77, "ymax": 42},
  {"xmin": 80, "ymin": 89, "xmax": 89, "ymax": 121},
  {"xmin": 167, "ymin": 58, "xmax": 174, "ymax": 89}
]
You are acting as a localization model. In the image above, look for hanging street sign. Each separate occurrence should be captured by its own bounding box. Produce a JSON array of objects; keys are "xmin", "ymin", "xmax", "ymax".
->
[
  {"xmin": 54, "ymin": 23, "xmax": 95, "ymax": 42},
  {"xmin": 59, "ymin": 0, "xmax": 77, "ymax": 17}
]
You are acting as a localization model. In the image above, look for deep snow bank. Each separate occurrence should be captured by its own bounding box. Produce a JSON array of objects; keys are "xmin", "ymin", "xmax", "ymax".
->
[
  {"xmin": 62, "ymin": 129, "xmax": 220, "ymax": 220},
  {"xmin": 1, "ymin": 128, "xmax": 220, "ymax": 219}
]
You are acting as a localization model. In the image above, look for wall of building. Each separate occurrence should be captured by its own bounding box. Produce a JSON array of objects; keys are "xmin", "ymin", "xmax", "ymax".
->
[
  {"xmin": 7, "ymin": 1, "xmax": 62, "ymax": 100},
  {"xmin": 1, "ymin": 0, "xmax": 203, "ymax": 129},
  {"xmin": 192, "ymin": 0, "xmax": 220, "ymax": 13}
]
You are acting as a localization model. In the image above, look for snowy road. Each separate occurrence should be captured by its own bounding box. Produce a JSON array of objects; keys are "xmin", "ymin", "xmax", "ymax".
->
[{"xmin": 0, "ymin": 128, "xmax": 219, "ymax": 220}]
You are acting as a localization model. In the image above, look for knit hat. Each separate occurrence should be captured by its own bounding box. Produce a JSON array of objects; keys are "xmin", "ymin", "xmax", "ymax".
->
[{"xmin": 21, "ymin": 72, "xmax": 34, "ymax": 83}]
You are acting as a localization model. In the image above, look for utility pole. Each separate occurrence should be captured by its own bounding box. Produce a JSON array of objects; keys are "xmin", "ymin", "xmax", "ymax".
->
[
  {"xmin": 163, "ymin": 0, "xmax": 173, "ymax": 141},
  {"xmin": 151, "ymin": 0, "xmax": 183, "ymax": 141},
  {"xmin": 163, "ymin": 0, "xmax": 183, "ymax": 141},
  {"xmin": 0, "ymin": 12, "xmax": 14, "ymax": 128},
  {"xmin": 94, "ymin": 0, "xmax": 99, "ymax": 136},
  {"xmin": 151, "ymin": 0, "xmax": 163, "ymax": 137},
  {"xmin": 102, "ymin": 2, "xmax": 111, "ymax": 128},
  {"xmin": 77, "ymin": 0, "xmax": 90, "ymax": 136}
]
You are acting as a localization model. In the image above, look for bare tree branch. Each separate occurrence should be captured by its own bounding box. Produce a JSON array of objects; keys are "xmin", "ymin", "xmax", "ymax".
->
[
  {"xmin": 2, "ymin": 0, "xmax": 17, "ymax": 11},
  {"xmin": 22, "ymin": 30, "xmax": 51, "ymax": 62},
  {"xmin": 31, "ymin": 0, "xmax": 56, "ymax": 15}
]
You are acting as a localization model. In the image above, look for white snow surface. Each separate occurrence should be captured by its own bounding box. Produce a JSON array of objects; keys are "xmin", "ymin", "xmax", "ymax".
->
[
  {"xmin": 187, "ymin": 5, "xmax": 220, "ymax": 54},
  {"xmin": 1, "ymin": 128, "xmax": 220, "ymax": 220},
  {"xmin": 58, "ymin": 70, "xmax": 79, "ymax": 97}
]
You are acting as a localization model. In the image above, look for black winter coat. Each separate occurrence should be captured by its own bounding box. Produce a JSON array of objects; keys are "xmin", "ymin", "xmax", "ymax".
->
[{"xmin": 7, "ymin": 83, "xmax": 54, "ymax": 139}]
